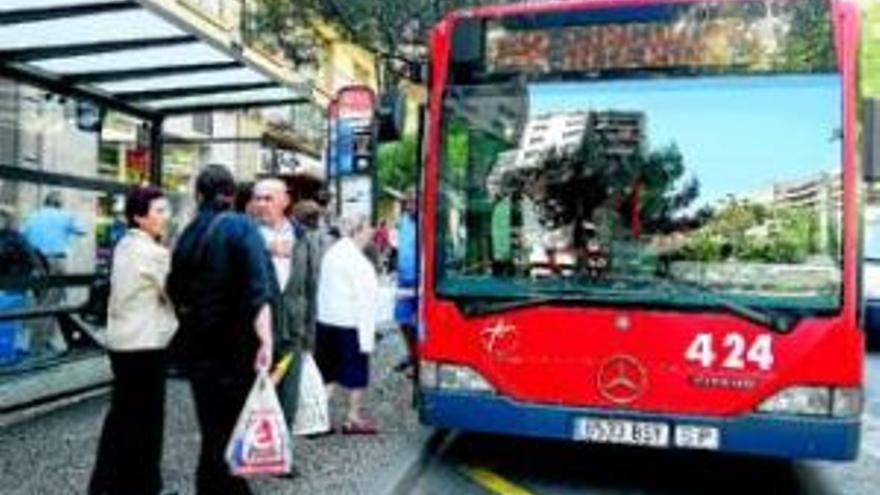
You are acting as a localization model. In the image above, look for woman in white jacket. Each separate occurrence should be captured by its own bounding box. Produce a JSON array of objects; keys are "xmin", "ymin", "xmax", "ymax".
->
[
  {"xmin": 316, "ymin": 214, "xmax": 379, "ymax": 434},
  {"xmin": 89, "ymin": 185, "xmax": 178, "ymax": 495}
]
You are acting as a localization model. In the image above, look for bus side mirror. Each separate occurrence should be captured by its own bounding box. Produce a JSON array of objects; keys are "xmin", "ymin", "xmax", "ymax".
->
[{"xmin": 865, "ymin": 98, "xmax": 880, "ymax": 182}]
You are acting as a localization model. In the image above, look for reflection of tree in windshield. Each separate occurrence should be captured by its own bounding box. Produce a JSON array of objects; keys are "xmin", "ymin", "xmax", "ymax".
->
[{"xmin": 493, "ymin": 109, "xmax": 709, "ymax": 277}]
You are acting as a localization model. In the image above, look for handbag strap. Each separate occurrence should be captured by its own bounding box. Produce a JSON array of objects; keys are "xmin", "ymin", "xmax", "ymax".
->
[{"xmin": 195, "ymin": 212, "xmax": 231, "ymax": 262}]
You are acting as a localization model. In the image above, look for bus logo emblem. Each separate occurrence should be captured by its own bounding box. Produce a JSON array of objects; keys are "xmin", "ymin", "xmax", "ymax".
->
[
  {"xmin": 481, "ymin": 319, "xmax": 518, "ymax": 358},
  {"xmin": 597, "ymin": 355, "xmax": 648, "ymax": 404}
]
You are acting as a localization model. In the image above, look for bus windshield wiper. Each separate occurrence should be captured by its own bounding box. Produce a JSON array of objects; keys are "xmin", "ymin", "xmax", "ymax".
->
[
  {"xmin": 455, "ymin": 295, "xmax": 578, "ymax": 317},
  {"xmin": 655, "ymin": 277, "xmax": 796, "ymax": 334}
]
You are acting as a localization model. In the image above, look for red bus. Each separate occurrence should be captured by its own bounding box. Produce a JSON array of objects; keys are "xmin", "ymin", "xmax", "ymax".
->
[{"xmin": 416, "ymin": 0, "xmax": 865, "ymax": 460}]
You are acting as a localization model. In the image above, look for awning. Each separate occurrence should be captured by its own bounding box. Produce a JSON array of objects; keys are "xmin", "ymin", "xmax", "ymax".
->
[{"xmin": 0, "ymin": 0, "xmax": 310, "ymax": 120}]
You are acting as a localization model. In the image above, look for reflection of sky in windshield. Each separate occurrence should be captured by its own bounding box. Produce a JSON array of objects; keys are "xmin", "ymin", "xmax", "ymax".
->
[{"xmin": 530, "ymin": 75, "xmax": 841, "ymax": 206}]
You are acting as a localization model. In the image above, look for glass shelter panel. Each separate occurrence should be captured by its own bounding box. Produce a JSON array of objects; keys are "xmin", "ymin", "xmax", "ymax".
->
[{"xmin": 1, "ymin": 79, "xmax": 143, "ymax": 371}]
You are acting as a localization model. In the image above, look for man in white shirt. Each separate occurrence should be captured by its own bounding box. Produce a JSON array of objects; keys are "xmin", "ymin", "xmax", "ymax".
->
[
  {"xmin": 316, "ymin": 214, "xmax": 379, "ymax": 434},
  {"xmin": 253, "ymin": 179, "xmax": 327, "ymax": 445},
  {"xmin": 253, "ymin": 179, "xmax": 294, "ymax": 289}
]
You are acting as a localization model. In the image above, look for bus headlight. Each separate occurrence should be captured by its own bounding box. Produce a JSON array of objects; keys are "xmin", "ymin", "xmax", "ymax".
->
[
  {"xmin": 757, "ymin": 386, "xmax": 862, "ymax": 417},
  {"xmin": 420, "ymin": 361, "xmax": 495, "ymax": 393},
  {"xmin": 757, "ymin": 386, "xmax": 831, "ymax": 416},
  {"xmin": 832, "ymin": 388, "xmax": 863, "ymax": 418},
  {"xmin": 419, "ymin": 361, "xmax": 438, "ymax": 388}
]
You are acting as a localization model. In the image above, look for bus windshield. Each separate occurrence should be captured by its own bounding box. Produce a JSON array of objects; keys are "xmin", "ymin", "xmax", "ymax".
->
[{"xmin": 436, "ymin": 0, "xmax": 842, "ymax": 315}]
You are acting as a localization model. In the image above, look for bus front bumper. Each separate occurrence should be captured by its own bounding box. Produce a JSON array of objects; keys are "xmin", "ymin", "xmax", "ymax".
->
[{"xmin": 419, "ymin": 390, "xmax": 860, "ymax": 461}]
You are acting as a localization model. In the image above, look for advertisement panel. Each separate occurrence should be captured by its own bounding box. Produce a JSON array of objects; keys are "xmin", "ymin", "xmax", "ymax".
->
[{"xmin": 328, "ymin": 86, "xmax": 378, "ymax": 221}]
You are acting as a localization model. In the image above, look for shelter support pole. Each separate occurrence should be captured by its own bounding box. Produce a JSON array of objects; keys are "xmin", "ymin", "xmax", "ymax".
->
[{"xmin": 150, "ymin": 117, "xmax": 165, "ymax": 187}]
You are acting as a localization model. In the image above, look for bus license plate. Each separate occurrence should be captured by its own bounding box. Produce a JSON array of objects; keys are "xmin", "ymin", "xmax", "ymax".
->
[
  {"xmin": 674, "ymin": 425, "xmax": 720, "ymax": 450},
  {"xmin": 574, "ymin": 419, "xmax": 670, "ymax": 448}
]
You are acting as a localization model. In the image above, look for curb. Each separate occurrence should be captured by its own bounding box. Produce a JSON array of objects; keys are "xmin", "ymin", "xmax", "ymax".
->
[
  {"xmin": 0, "ymin": 354, "xmax": 111, "ymax": 416},
  {"xmin": 0, "ymin": 384, "xmax": 110, "ymax": 429},
  {"xmin": 366, "ymin": 427, "xmax": 455, "ymax": 495}
]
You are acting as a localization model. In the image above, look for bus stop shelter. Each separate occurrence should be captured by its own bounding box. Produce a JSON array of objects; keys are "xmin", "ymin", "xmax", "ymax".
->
[
  {"xmin": 0, "ymin": 0, "xmax": 310, "ymax": 187},
  {"xmin": 0, "ymin": 0, "xmax": 311, "ymax": 345}
]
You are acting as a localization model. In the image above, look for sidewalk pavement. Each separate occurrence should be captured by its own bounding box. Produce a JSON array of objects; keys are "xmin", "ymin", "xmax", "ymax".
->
[{"xmin": 0, "ymin": 324, "xmax": 431, "ymax": 495}]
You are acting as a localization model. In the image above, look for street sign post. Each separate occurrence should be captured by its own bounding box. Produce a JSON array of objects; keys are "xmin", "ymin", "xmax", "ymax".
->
[{"xmin": 326, "ymin": 86, "xmax": 378, "ymax": 221}]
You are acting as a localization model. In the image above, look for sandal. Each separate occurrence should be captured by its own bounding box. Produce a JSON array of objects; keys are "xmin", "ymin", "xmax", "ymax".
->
[{"xmin": 341, "ymin": 419, "xmax": 379, "ymax": 435}]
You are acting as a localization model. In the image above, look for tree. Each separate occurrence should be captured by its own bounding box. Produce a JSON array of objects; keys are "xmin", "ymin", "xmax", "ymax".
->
[
  {"xmin": 617, "ymin": 144, "xmax": 708, "ymax": 235},
  {"xmin": 680, "ymin": 200, "xmax": 821, "ymax": 264},
  {"xmin": 505, "ymin": 127, "xmax": 704, "ymax": 252},
  {"xmin": 776, "ymin": 0, "xmax": 835, "ymax": 72},
  {"xmin": 245, "ymin": 0, "xmax": 501, "ymax": 76},
  {"xmin": 377, "ymin": 135, "xmax": 419, "ymax": 194}
]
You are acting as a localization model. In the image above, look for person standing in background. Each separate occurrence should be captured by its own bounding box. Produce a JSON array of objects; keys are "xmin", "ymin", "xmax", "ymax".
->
[
  {"xmin": 316, "ymin": 214, "xmax": 379, "ymax": 434},
  {"xmin": 0, "ymin": 205, "xmax": 41, "ymax": 362},
  {"xmin": 22, "ymin": 190, "xmax": 85, "ymax": 272},
  {"xmin": 373, "ymin": 219, "xmax": 392, "ymax": 273},
  {"xmin": 167, "ymin": 165, "xmax": 274, "ymax": 495},
  {"xmin": 89, "ymin": 185, "xmax": 178, "ymax": 495},
  {"xmin": 393, "ymin": 190, "xmax": 419, "ymax": 373},
  {"xmin": 21, "ymin": 190, "xmax": 85, "ymax": 355},
  {"xmin": 251, "ymin": 178, "xmax": 300, "ymax": 477}
]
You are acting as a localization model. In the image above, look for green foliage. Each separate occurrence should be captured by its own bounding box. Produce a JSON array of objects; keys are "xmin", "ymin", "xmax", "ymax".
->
[
  {"xmin": 246, "ymin": 0, "xmax": 501, "ymax": 68},
  {"xmin": 245, "ymin": 0, "xmax": 836, "ymax": 77},
  {"xmin": 777, "ymin": 0, "xmax": 835, "ymax": 72},
  {"xmin": 619, "ymin": 144, "xmax": 708, "ymax": 234},
  {"xmin": 377, "ymin": 135, "xmax": 419, "ymax": 194},
  {"xmin": 445, "ymin": 119, "xmax": 470, "ymax": 187},
  {"xmin": 680, "ymin": 199, "xmax": 821, "ymax": 264}
]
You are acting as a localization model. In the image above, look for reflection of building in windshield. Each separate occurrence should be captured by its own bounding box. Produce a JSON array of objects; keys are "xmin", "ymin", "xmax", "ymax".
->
[
  {"xmin": 487, "ymin": 110, "xmax": 586, "ymax": 196},
  {"xmin": 518, "ymin": 111, "xmax": 589, "ymax": 168},
  {"xmin": 589, "ymin": 111, "xmax": 644, "ymax": 161},
  {"xmin": 765, "ymin": 171, "xmax": 841, "ymax": 211},
  {"xmin": 742, "ymin": 170, "xmax": 841, "ymax": 247},
  {"xmin": 488, "ymin": 109, "xmax": 645, "ymax": 196},
  {"xmin": 485, "ymin": 108, "xmax": 646, "ymax": 276}
]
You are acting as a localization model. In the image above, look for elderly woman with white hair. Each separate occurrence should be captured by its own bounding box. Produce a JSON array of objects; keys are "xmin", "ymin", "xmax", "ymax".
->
[{"xmin": 316, "ymin": 213, "xmax": 380, "ymax": 434}]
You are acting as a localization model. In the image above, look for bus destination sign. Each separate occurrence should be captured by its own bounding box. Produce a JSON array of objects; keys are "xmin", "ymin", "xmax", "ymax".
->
[
  {"xmin": 486, "ymin": 18, "xmax": 759, "ymax": 75},
  {"xmin": 483, "ymin": 2, "xmax": 806, "ymax": 77}
]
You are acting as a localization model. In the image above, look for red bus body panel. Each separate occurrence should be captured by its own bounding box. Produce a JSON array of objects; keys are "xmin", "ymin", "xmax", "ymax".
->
[{"xmin": 417, "ymin": 0, "xmax": 864, "ymax": 460}]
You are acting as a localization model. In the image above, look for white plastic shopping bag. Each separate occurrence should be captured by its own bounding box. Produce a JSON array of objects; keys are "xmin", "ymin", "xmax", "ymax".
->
[
  {"xmin": 224, "ymin": 370, "xmax": 293, "ymax": 477},
  {"xmin": 291, "ymin": 352, "xmax": 331, "ymax": 436}
]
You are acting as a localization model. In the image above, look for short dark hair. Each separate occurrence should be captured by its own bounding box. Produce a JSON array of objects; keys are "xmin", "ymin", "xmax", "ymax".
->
[
  {"xmin": 196, "ymin": 164, "xmax": 236, "ymax": 206},
  {"xmin": 235, "ymin": 181, "xmax": 254, "ymax": 213},
  {"xmin": 315, "ymin": 189, "xmax": 331, "ymax": 207},
  {"xmin": 125, "ymin": 185, "xmax": 164, "ymax": 228},
  {"xmin": 292, "ymin": 200, "xmax": 322, "ymax": 229}
]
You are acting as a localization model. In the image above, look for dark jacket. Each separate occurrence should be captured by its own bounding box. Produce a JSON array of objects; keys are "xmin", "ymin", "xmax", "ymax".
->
[
  {"xmin": 272, "ymin": 221, "xmax": 329, "ymax": 423},
  {"xmin": 273, "ymin": 222, "xmax": 323, "ymax": 355},
  {"xmin": 167, "ymin": 204, "xmax": 277, "ymax": 374}
]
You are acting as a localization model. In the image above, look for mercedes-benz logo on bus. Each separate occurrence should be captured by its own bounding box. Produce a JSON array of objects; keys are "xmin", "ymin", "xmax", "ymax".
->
[{"xmin": 597, "ymin": 355, "xmax": 648, "ymax": 404}]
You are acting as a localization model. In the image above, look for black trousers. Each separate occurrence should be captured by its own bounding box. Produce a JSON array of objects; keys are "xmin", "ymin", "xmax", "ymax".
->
[
  {"xmin": 89, "ymin": 350, "xmax": 167, "ymax": 495},
  {"xmin": 189, "ymin": 366, "xmax": 255, "ymax": 495}
]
